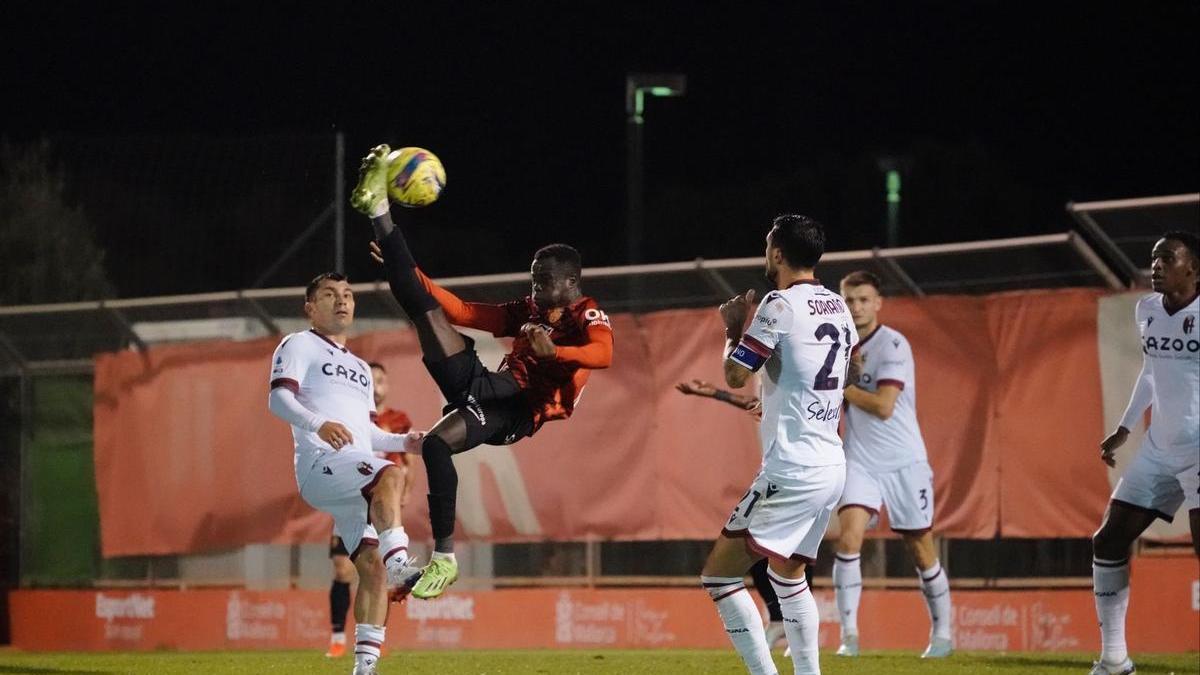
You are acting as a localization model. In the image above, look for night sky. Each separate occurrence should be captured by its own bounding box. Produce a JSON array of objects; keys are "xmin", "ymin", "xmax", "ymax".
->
[{"xmin": 3, "ymin": 2, "xmax": 1196, "ymax": 298}]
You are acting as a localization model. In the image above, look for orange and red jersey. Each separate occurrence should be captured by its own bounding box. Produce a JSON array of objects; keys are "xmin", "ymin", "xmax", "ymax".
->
[
  {"xmin": 371, "ymin": 406, "xmax": 412, "ymax": 464},
  {"xmin": 414, "ymin": 268, "xmax": 614, "ymax": 431}
]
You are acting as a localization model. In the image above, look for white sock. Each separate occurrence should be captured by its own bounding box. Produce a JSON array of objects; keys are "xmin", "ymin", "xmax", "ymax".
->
[
  {"xmin": 330, "ymin": 631, "xmax": 346, "ymax": 644},
  {"xmin": 377, "ymin": 527, "xmax": 410, "ymax": 570},
  {"xmin": 1093, "ymin": 557, "xmax": 1131, "ymax": 665},
  {"xmin": 354, "ymin": 623, "xmax": 385, "ymax": 670},
  {"xmin": 918, "ymin": 560, "xmax": 952, "ymax": 641},
  {"xmin": 832, "ymin": 553, "xmax": 862, "ymax": 640},
  {"xmin": 702, "ymin": 575, "xmax": 778, "ymax": 675},
  {"xmin": 769, "ymin": 568, "xmax": 820, "ymax": 675},
  {"xmin": 432, "ymin": 550, "xmax": 456, "ymax": 564}
]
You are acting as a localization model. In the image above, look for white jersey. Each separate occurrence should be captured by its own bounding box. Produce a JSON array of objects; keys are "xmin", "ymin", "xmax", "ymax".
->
[
  {"xmin": 730, "ymin": 280, "xmax": 858, "ymax": 475},
  {"xmin": 844, "ymin": 325, "xmax": 929, "ymax": 472},
  {"xmin": 269, "ymin": 330, "xmax": 377, "ymax": 487},
  {"xmin": 1120, "ymin": 293, "xmax": 1200, "ymax": 466}
]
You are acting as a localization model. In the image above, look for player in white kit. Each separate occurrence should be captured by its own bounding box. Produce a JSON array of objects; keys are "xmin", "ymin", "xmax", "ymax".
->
[
  {"xmin": 831, "ymin": 270, "xmax": 952, "ymax": 659},
  {"xmin": 1090, "ymin": 232, "xmax": 1200, "ymax": 675},
  {"xmin": 267, "ymin": 272, "xmax": 423, "ymax": 675},
  {"xmin": 700, "ymin": 215, "xmax": 858, "ymax": 675}
]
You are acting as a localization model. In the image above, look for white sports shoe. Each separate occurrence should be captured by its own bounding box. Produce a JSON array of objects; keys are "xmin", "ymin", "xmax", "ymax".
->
[
  {"xmin": 921, "ymin": 636, "xmax": 953, "ymax": 658},
  {"xmin": 1088, "ymin": 658, "xmax": 1136, "ymax": 675},
  {"xmin": 351, "ymin": 657, "xmax": 378, "ymax": 675},
  {"xmin": 835, "ymin": 634, "xmax": 860, "ymax": 656}
]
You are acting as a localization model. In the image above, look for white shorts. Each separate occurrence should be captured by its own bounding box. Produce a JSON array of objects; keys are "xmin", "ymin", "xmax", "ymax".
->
[
  {"xmin": 299, "ymin": 451, "xmax": 396, "ymax": 558},
  {"xmin": 838, "ymin": 460, "xmax": 935, "ymax": 532},
  {"xmin": 1112, "ymin": 440, "xmax": 1200, "ymax": 522},
  {"xmin": 722, "ymin": 464, "xmax": 846, "ymax": 562}
]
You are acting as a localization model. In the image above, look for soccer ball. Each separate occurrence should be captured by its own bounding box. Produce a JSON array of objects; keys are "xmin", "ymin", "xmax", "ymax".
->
[{"xmin": 385, "ymin": 147, "xmax": 446, "ymax": 207}]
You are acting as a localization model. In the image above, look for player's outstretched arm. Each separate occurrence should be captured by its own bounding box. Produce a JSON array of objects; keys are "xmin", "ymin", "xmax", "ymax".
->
[
  {"xmin": 371, "ymin": 427, "xmax": 425, "ymax": 454},
  {"xmin": 676, "ymin": 379, "xmax": 759, "ymax": 410},
  {"xmin": 368, "ymin": 240, "xmax": 511, "ymax": 335}
]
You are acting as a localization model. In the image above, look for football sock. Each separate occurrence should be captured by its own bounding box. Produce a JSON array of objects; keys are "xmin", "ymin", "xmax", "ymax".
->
[
  {"xmin": 422, "ymin": 434, "xmax": 458, "ymax": 553},
  {"xmin": 378, "ymin": 225, "xmax": 439, "ymax": 318},
  {"xmin": 1093, "ymin": 557, "xmax": 1131, "ymax": 665},
  {"xmin": 749, "ymin": 558, "xmax": 783, "ymax": 622},
  {"xmin": 330, "ymin": 581, "xmax": 350, "ymax": 634},
  {"xmin": 354, "ymin": 623, "xmax": 385, "ymax": 670},
  {"xmin": 377, "ymin": 527, "xmax": 410, "ymax": 571},
  {"xmin": 918, "ymin": 560, "xmax": 952, "ymax": 641},
  {"xmin": 769, "ymin": 568, "xmax": 820, "ymax": 675},
  {"xmin": 703, "ymin": 575, "xmax": 777, "ymax": 675},
  {"xmin": 833, "ymin": 553, "xmax": 862, "ymax": 639}
]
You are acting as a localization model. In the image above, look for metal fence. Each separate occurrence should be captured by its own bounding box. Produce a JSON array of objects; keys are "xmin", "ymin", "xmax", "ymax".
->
[{"xmin": 2, "ymin": 197, "xmax": 1194, "ymax": 592}]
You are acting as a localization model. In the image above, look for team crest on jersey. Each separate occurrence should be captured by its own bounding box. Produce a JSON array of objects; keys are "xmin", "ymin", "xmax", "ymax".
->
[
  {"xmin": 356, "ymin": 462, "xmax": 374, "ymax": 476},
  {"xmin": 1185, "ymin": 316, "xmax": 1195, "ymax": 335},
  {"xmin": 892, "ymin": 339, "xmax": 901, "ymax": 348},
  {"xmin": 1147, "ymin": 316, "xmax": 1154, "ymax": 327}
]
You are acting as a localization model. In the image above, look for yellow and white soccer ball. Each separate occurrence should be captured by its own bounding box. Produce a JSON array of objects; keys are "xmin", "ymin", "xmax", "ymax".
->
[{"xmin": 385, "ymin": 147, "xmax": 446, "ymax": 207}]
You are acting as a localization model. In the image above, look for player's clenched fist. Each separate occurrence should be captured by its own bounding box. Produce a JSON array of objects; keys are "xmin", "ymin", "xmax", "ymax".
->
[
  {"xmin": 521, "ymin": 323, "xmax": 556, "ymax": 359},
  {"xmin": 318, "ymin": 421, "xmax": 354, "ymax": 451},
  {"xmin": 719, "ymin": 289, "xmax": 757, "ymax": 334}
]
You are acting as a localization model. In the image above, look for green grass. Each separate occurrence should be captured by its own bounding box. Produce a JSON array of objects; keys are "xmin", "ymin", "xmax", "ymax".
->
[{"xmin": 0, "ymin": 650, "xmax": 1196, "ymax": 675}]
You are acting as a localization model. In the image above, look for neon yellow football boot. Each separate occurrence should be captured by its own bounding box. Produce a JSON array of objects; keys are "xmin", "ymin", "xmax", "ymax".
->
[
  {"xmin": 350, "ymin": 144, "xmax": 392, "ymax": 216},
  {"xmin": 410, "ymin": 555, "xmax": 458, "ymax": 599}
]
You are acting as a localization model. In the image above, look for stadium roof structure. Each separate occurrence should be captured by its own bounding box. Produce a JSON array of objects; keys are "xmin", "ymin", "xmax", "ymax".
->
[
  {"xmin": 4, "ymin": 193, "xmax": 1195, "ymax": 374},
  {"xmin": 1068, "ymin": 193, "xmax": 1199, "ymax": 286}
]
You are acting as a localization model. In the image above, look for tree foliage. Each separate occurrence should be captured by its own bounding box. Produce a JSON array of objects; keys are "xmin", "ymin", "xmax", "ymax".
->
[{"xmin": 0, "ymin": 140, "xmax": 113, "ymax": 305}]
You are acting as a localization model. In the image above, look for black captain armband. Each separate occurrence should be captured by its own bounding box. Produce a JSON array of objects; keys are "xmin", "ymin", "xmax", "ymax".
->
[{"xmin": 713, "ymin": 390, "xmax": 734, "ymax": 403}]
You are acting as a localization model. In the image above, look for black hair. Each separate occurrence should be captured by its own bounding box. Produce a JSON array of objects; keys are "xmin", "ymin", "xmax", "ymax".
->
[
  {"xmin": 305, "ymin": 272, "xmax": 348, "ymax": 300},
  {"xmin": 840, "ymin": 270, "xmax": 883, "ymax": 293},
  {"xmin": 367, "ymin": 362, "xmax": 385, "ymax": 372},
  {"xmin": 768, "ymin": 214, "xmax": 825, "ymax": 269},
  {"xmin": 533, "ymin": 243, "xmax": 582, "ymax": 279},
  {"xmin": 1161, "ymin": 230, "xmax": 1200, "ymax": 263}
]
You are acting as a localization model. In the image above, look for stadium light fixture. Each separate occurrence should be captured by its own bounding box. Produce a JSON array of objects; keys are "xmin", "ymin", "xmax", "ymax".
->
[{"xmin": 626, "ymin": 73, "xmax": 686, "ymax": 271}]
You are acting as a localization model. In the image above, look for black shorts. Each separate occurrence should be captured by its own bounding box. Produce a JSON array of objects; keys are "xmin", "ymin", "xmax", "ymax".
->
[
  {"xmin": 423, "ymin": 336, "xmax": 535, "ymax": 450},
  {"xmin": 329, "ymin": 534, "xmax": 349, "ymax": 557}
]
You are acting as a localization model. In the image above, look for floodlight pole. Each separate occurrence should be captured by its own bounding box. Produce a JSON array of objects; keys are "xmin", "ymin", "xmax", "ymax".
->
[
  {"xmin": 878, "ymin": 157, "xmax": 902, "ymax": 248},
  {"xmin": 625, "ymin": 74, "xmax": 686, "ymax": 267}
]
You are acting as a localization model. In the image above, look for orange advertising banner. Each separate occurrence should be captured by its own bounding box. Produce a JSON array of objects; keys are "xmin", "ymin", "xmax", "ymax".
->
[
  {"xmin": 10, "ymin": 556, "xmax": 1197, "ymax": 652},
  {"xmin": 96, "ymin": 288, "xmax": 1133, "ymax": 557}
]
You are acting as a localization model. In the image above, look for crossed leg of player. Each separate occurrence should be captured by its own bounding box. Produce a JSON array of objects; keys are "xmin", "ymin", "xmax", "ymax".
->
[
  {"xmin": 351, "ymin": 145, "xmax": 516, "ymax": 599},
  {"xmin": 703, "ymin": 468, "xmax": 844, "ymax": 675}
]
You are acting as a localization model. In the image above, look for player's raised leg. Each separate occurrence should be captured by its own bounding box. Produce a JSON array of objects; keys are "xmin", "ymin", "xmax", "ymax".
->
[
  {"xmin": 1089, "ymin": 501, "xmax": 1155, "ymax": 675},
  {"xmin": 351, "ymin": 145, "xmax": 470, "ymax": 598},
  {"xmin": 365, "ymin": 465, "xmax": 422, "ymax": 591},
  {"xmin": 351, "ymin": 144, "xmax": 466, "ymax": 360},
  {"xmin": 900, "ymin": 530, "xmax": 952, "ymax": 658},
  {"xmin": 701, "ymin": 535, "xmax": 778, "ymax": 675}
]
